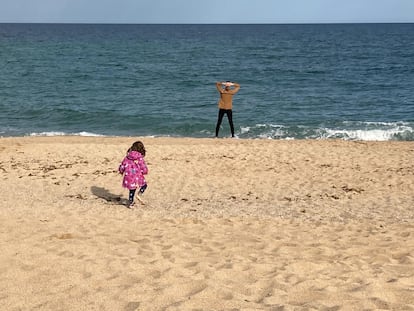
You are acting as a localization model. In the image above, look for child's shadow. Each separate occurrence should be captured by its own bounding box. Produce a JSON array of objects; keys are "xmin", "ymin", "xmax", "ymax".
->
[{"xmin": 91, "ymin": 186, "xmax": 127, "ymax": 206}]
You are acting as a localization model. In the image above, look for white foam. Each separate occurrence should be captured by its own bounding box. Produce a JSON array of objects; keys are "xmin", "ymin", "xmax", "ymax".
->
[
  {"xmin": 323, "ymin": 125, "xmax": 413, "ymax": 141},
  {"xmin": 29, "ymin": 131, "xmax": 104, "ymax": 137},
  {"xmin": 77, "ymin": 131, "xmax": 105, "ymax": 137},
  {"xmin": 240, "ymin": 121, "xmax": 413, "ymax": 141},
  {"xmin": 241, "ymin": 124, "xmax": 289, "ymax": 139}
]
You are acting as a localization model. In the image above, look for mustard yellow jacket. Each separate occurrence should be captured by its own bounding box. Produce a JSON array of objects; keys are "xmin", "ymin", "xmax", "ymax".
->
[{"xmin": 216, "ymin": 82, "xmax": 240, "ymax": 110}]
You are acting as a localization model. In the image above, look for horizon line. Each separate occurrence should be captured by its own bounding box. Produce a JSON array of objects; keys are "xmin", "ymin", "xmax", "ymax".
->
[{"xmin": 1, "ymin": 21, "xmax": 413, "ymax": 25}]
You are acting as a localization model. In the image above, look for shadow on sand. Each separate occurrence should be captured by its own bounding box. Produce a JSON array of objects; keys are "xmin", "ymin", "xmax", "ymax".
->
[{"xmin": 91, "ymin": 186, "xmax": 127, "ymax": 206}]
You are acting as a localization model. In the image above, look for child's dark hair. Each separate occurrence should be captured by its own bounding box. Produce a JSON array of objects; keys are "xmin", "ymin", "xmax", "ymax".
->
[{"xmin": 128, "ymin": 141, "xmax": 146, "ymax": 156}]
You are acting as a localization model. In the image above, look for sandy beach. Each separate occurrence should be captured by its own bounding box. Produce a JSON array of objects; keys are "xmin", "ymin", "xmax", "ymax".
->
[{"xmin": 0, "ymin": 136, "xmax": 413, "ymax": 310}]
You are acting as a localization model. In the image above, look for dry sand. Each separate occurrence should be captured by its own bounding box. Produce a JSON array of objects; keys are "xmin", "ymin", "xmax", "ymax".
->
[{"xmin": 0, "ymin": 136, "xmax": 413, "ymax": 310}]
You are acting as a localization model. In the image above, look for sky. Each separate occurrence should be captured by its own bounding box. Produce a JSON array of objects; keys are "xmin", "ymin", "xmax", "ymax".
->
[{"xmin": 1, "ymin": 0, "xmax": 414, "ymax": 24}]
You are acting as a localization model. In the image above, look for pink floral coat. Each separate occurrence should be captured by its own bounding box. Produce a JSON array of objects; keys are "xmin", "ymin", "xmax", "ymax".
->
[{"xmin": 118, "ymin": 151, "xmax": 148, "ymax": 190}]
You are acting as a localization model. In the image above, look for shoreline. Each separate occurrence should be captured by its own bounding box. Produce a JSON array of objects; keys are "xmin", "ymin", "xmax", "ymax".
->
[
  {"xmin": 2, "ymin": 133, "xmax": 414, "ymax": 142},
  {"xmin": 2, "ymin": 132, "xmax": 414, "ymax": 142}
]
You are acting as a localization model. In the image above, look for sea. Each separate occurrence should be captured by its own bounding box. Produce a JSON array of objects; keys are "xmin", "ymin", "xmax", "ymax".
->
[{"xmin": 1, "ymin": 23, "xmax": 413, "ymax": 140}]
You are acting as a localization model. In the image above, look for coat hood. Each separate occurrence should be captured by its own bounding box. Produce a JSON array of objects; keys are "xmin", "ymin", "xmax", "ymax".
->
[{"xmin": 126, "ymin": 150, "xmax": 142, "ymax": 161}]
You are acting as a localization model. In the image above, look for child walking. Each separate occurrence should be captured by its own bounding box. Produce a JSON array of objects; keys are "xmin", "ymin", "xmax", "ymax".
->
[{"xmin": 118, "ymin": 141, "xmax": 148, "ymax": 208}]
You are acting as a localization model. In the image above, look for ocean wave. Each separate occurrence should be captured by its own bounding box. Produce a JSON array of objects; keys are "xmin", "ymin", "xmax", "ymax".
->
[
  {"xmin": 239, "ymin": 122, "xmax": 414, "ymax": 141},
  {"xmin": 29, "ymin": 131, "xmax": 105, "ymax": 137},
  {"xmin": 2, "ymin": 122, "xmax": 413, "ymax": 141},
  {"xmin": 322, "ymin": 121, "xmax": 414, "ymax": 141}
]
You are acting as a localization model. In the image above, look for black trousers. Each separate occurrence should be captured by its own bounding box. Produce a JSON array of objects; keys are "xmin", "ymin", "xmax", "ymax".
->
[
  {"xmin": 128, "ymin": 184, "xmax": 148, "ymax": 203},
  {"xmin": 215, "ymin": 109, "xmax": 234, "ymax": 137}
]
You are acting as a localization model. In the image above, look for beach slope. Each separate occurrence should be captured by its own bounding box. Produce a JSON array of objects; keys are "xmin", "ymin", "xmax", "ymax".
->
[{"xmin": 0, "ymin": 137, "xmax": 413, "ymax": 310}]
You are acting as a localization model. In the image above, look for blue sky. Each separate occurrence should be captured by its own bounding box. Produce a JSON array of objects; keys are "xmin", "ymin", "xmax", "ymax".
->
[{"xmin": 1, "ymin": 0, "xmax": 414, "ymax": 23}]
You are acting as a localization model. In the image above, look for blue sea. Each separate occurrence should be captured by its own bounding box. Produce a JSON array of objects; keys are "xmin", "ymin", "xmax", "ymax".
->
[{"xmin": 1, "ymin": 23, "xmax": 413, "ymax": 140}]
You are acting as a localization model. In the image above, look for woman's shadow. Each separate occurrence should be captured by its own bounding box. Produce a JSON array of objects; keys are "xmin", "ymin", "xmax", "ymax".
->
[{"xmin": 91, "ymin": 186, "xmax": 127, "ymax": 206}]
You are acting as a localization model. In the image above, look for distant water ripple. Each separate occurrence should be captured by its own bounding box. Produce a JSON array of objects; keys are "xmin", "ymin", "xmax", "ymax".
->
[{"xmin": 0, "ymin": 23, "xmax": 413, "ymax": 140}]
